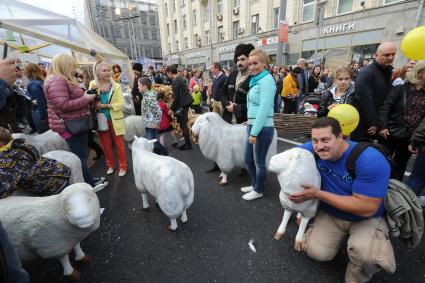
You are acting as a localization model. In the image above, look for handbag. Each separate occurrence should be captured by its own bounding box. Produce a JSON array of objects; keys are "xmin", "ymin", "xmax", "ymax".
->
[
  {"xmin": 97, "ymin": 112, "xmax": 109, "ymax": 131},
  {"xmin": 64, "ymin": 116, "xmax": 93, "ymax": 135}
]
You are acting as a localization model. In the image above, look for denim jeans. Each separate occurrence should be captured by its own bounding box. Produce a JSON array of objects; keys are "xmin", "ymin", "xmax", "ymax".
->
[
  {"xmin": 66, "ymin": 133, "xmax": 95, "ymax": 187},
  {"xmin": 407, "ymin": 151, "xmax": 425, "ymax": 195},
  {"xmin": 145, "ymin": 128, "xmax": 158, "ymax": 140},
  {"xmin": 0, "ymin": 222, "xmax": 29, "ymax": 283},
  {"xmin": 244, "ymin": 125, "xmax": 274, "ymax": 193}
]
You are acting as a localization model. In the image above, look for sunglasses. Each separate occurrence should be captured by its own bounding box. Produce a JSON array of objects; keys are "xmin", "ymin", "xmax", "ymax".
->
[{"xmin": 74, "ymin": 73, "xmax": 84, "ymax": 79}]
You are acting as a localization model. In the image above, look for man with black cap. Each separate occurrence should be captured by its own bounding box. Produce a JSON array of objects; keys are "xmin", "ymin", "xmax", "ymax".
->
[
  {"xmin": 131, "ymin": 63, "xmax": 143, "ymax": 115},
  {"xmin": 219, "ymin": 43, "xmax": 255, "ymax": 125}
]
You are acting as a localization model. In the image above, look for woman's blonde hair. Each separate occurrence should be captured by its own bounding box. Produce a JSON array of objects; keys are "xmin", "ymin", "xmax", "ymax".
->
[
  {"xmin": 93, "ymin": 62, "xmax": 114, "ymax": 86},
  {"xmin": 47, "ymin": 53, "xmax": 79, "ymax": 86},
  {"xmin": 335, "ymin": 66, "xmax": 353, "ymax": 79},
  {"xmin": 249, "ymin": 48, "xmax": 270, "ymax": 66},
  {"xmin": 406, "ymin": 60, "xmax": 425, "ymax": 85}
]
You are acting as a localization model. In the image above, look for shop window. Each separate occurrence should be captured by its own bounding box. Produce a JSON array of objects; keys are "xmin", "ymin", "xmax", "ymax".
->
[
  {"xmin": 337, "ymin": 0, "xmax": 353, "ymax": 15},
  {"xmin": 302, "ymin": 0, "xmax": 314, "ymax": 22},
  {"xmin": 273, "ymin": 7, "xmax": 280, "ymax": 30}
]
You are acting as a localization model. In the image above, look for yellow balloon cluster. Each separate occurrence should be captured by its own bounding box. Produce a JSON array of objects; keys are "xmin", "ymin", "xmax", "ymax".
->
[
  {"xmin": 327, "ymin": 104, "xmax": 359, "ymax": 136},
  {"xmin": 401, "ymin": 26, "xmax": 425, "ymax": 60}
]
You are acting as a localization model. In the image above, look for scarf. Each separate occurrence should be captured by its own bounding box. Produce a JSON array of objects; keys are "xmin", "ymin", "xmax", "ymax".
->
[{"xmin": 249, "ymin": 70, "xmax": 269, "ymax": 88}]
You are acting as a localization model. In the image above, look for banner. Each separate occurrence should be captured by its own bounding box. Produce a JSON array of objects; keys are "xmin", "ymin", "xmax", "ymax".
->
[{"xmin": 278, "ymin": 20, "xmax": 289, "ymax": 43}]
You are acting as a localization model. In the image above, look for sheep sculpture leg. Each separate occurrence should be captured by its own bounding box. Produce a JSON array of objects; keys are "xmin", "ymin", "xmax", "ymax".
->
[
  {"xmin": 274, "ymin": 210, "xmax": 292, "ymax": 240},
  {"xmin": 169, "ymin": 218, "xmax": 178, "ymax": 231},
  {"xmin": 141, "ymin": 193, "xmax": 150, "ymax": 211},
  {"xmin": 294, "ymin": 216, "xmax": 310, "ymax": 252},
  {"xmin": 180, "ymin": 210, "xmax": 188, "ymax": 223},
  {"xmin": 219, "ymin": 172, "xmax": 228, "ymax": 186},
  {"xmin": 59, "ymin": 254, "xmax": 80, "ymax": 280},
  {"xmin": 73, "ymin": 242, "xmax": 91, "ymax": 263}
]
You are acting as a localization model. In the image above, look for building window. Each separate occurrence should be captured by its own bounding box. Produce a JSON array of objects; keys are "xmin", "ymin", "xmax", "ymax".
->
[
  {"xmin": 182, "ymin": 0, "xmax": 186, "ymax": 6},
  {"xmin": 114, "ymin": 26, "xmax": 121, "ymax": 38},
  {"xmin": 205, "ymin": 30, "xmax": 210, "ymax": 45},
  {"xmin": 183, "ymin": 15, "xmax": 187, "ymax": 30},
  {"xmin": 124, "ymin": 28, "xmax": 129, "ymax": 37},
  {"xmin": 233, "ymin": 0, "xmax": 240, "ymax": 7},
  {"xmin": 150, "ymin": 15, "xmax": 155, "ymax": 25},
  {"xmin": 143, "ymin": 31, "xmax": 149, "ymax": 40},
  {"xmin": 174, "ymin": 20, "xmax": 178, "ymax": 33},
  {"xmin": 251, "ymin": 14, "xmax": 259, "ymax": 35},
  {"xmin": 141, "ymin": 13, "xmax": 147, "ymax": 24},
  {"xmin": 218, "ymin": 26, "xmax": 224, "ymax": 42},
  {"xmin": 184, "ymin": 37, "xmax": 188, "ymax": 49},
  {"xmin": 175, "ymin": 40, "xmax": 179, "ymax": 52},
  {"xmin": 172, "ymin": 0, "xmax": 175, "ymax": 12},
  {"xmin": 384, "ymin": 0, "xmax": 404, "ymax": 4},
  {"xmin": 165, "ymin": 3, "xmax": 168, "ymax": 15},
  {"xmin": 193, "ymin": 9, "xmax": 197, "ymax": 25},
  {"xmin": 218, "ymin": 0, "xmax": 223, "ymax": 15},
  {"xmin": 152, "ymin": 31, "xmax": 157, "ymax": 40},
  {"xmin": 146, "ymin": 47, "xmax": 152, "ymax": 58},
  {"xmin": 302, "ymin": 0, "xmax": 314, "ymax": 22},
  {"xmin": 204, "ymin": 4, "xmax": 210, "ymax": 22},
  {"xmin": 273, "ymin": 7, "xmax": 280, "ymax": 30},
  {"xmin": 166, "ymin": 23, "xmax": 170, "ymax": 35},
  {"xmin": 233, "ymin": 21, "xmax": 240, "ymax": 39},
  {"xmin": 103, "ymin": 26, "xmax": 109, "ymax": 37},
  {"xmin": 337, "ymin": 0, "xmax": 353, "ymax": 15}
]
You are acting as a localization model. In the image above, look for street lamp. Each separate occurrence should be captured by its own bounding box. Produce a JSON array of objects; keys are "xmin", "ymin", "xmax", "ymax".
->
[
  {"xmin": 115, "ymin": 7, "xmax": 121, "ymax": 15},
  {"xmin": 313, "ymin": 0, "xmax": 327, "ymax": 63}
]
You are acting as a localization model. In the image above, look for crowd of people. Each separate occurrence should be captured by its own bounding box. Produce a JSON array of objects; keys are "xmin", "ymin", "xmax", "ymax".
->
[{"xmin": 0, "ymin": 37, "xmax": 424, "ymax": 283}]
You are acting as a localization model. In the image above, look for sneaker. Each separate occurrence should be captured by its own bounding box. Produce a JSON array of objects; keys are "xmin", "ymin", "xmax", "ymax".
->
[
  {"xmin": 94, "ymin": 177, "xmax": 106, "ymax": 186},
  {"xmin": 118, "ymin": 170, "xmax": 127, "ymax": 177},
  {"xmin": 106, "ymin": 168, "xmax": 114, "ymax": 175},
  {"xmin": 240, "ymin": 186, "xmax": 253, "ymax": 193},
  {"xmin": 92, "ymin": 181, "xmax": 109, "ymax": 193},
  {"xmin": 242, "ymin": 191, "xmax": 263, "ymax": 201}
]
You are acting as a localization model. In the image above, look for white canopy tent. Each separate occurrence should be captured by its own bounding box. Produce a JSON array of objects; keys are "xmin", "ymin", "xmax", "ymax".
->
[{"xmin": 0, "ymin": 0, "xmax": 132, "ymax": 77}]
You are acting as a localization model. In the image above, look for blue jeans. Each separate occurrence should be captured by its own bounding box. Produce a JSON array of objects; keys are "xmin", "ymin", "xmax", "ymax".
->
[
  {"xmin": 66, "ymin": 133, "xmax": 95, "ymax": 187},
  {"xmin": 244, "ymin": 125, "xmax": 274, "ymax": 193},
  {"xmin": 145, "ymin": 128, "xmax": 158, "ymax": 140},
  {"xmin": 0, "ymin": 222, "xmax": 29, "ymax": 283},
  {"xmin": 407, "ymin": 151, "xmax": 425, "ymax": 195},
  {"xmin": 31, "ymin": 110, "xmax": 49, "ymax": 134}
]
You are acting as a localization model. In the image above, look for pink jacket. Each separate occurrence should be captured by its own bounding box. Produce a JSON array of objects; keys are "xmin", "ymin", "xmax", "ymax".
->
[{"xmin": 44, "ymin": 75, "xmax": 90, "ymax": 133}]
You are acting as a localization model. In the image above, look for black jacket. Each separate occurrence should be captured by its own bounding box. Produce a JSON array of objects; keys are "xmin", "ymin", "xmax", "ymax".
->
[
  {"xmin": 219, "ymin": 69, "xmax": 251, "ymax": 124},
  {"xmin": 378, "ymin": 84, "xmax": 411, "ymax": 139},
  {"xmin": 352, "ymin": 60, "xmax": 393, "ymax": 138},
  {"xmin": 170, "ymin": 76, "xmax": 194, "ymax": 111},
  {"xmin": 317, "ymin": 84, "xmax": 355, "ymax": 118},
  {"xmin": 410, "ymin": 117, "xmax": 425, "ymax": 153},
  {"xmin": 308, "ymin": 74, "xmax": 320, "ymax": 94}
]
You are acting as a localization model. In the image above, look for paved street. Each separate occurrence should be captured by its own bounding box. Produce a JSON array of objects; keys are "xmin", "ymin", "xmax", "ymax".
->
[{"xmin": 24, "ymin": 137, "xmax": 425, "ymax": 283}]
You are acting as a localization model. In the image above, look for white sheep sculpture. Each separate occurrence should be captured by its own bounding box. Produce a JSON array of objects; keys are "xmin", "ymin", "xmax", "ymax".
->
[
  {"xmin": 191, "ymin": 112, "xmax": 277, "ymax": 185},
  {"xmin": 268, "ymin": 148, "xmax": 321, "ymax": 251},
  {"xmin": 12, "ymin": 129, "xmax": 69, "ymax": 154},
  {"xmin": 0, "ymin": 183, "xmax": 100, "ymax": 280},
  {"xmin": 123, "ymin": 92, "xmax": 136, "ymax": 117},
  {"xmin": 132, "ymin": 136, "xmax": 194, "ymax": 231},
  {"xmin": 43, "ymin": 150, "xmax": 84, "ymax": 184},
  {"xmin": 124, "ymin": 115, "xmax": 146, "ymax": 143}
]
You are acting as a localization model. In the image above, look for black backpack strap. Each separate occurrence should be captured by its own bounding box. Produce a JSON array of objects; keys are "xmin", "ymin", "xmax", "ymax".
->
[{"xmin": 345, "ymin": 142, "xmax": 372, "ymax": 180}]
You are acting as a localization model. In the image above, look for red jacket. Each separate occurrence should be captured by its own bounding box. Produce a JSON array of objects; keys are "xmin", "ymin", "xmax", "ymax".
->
[
  {"xmin": 44, "ymin": 75, "xmax": 90, "ymax": 133},
  {"xmin": 159, "ymin": 101, "xmax": 172, "ymax": 130}
]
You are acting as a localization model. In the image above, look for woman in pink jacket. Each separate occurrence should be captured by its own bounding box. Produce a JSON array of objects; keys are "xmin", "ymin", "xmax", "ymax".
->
[{"xmin": 44, "ymin": 53, "xmax": 105, "ymax": 190}]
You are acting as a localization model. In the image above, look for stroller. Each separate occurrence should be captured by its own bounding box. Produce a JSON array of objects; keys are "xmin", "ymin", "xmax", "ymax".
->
[{"xmin": 298, "ymin": 94, "xmax": 322, "ymax": 116}]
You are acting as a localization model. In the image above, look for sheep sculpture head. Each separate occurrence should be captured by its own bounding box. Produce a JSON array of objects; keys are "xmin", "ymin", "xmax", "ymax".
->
[
  {"xmin": 269, "ymin": 148, "xmax": 317, "ymax": 177},
  {"xmin": 191, "ymin": 112, "xmax": 222, "ymax": 136},
  {"xmin": 62, "ymin": 183, "xmax": 100, "ymax": 230},
  {"xmin": 132, "ymin": 136, "xmax": 156, "ymax": 152}
]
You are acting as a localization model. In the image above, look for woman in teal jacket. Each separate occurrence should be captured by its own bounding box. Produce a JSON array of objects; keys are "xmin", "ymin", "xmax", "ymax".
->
[{"xmin": 241, "ymin": 48, "xmax": 276, "ymax": 201}]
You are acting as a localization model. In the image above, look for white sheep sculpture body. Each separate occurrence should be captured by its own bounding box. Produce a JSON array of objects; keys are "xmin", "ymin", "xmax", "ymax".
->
[
  {"xmin": 191, "ymin": 112, "xmax": 277, "ymax": 185},
  {"xmin": 12, "ymin": 130, "xmax": 69, "ymax": 154},
  {"xmin": 124, "ymin": 115, "xmax": 146, "ymax": 143},
  {"xmin": 43, "ymin": 150, "xmax": 84, "ymax": 184},
  {"xmin": 132, "ymin": 137, "xmax": 194, "ymax": 231},
  {"xmin": 268, "ymin": 148, "xmax": 321, "ymax": 251},
  {"xmin": 0, "ymin": 183, "xmax": 100, "ymax": 280}
]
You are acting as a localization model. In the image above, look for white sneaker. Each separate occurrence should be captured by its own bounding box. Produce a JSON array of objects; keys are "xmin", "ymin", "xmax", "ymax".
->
[
  {"xmin": 240, "ymin": 186, "xmax": 254, "ymax": 193},
  {"xmin": 106, "ymin": 168, "xmax": 114, "ymax": 175},
  {"xmin": 118, "ymin": 170, "xmax": 127, "ymax": 177},
  {"xmin": 93, "ymin": 181, "xmax": 109, "ymax": 193},
  {"xmin": 242, "ymin": 191, "xmax": 263, "ymax": 201}
]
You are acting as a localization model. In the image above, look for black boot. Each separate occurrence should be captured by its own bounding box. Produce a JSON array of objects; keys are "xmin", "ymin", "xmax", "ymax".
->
[{"xmin": 206, "ymin": 162, "xmax": 220, "ymax": 173}]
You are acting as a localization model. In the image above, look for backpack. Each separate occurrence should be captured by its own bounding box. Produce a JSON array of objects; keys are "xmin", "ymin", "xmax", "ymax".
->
[{"xmin": 345, "ymin": 142, "xmax": 399, "ymax": 180}]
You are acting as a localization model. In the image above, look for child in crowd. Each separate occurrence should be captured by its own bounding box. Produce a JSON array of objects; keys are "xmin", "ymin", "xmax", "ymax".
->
[
  {"xmin": 191, "ymin": 84, "xmax": 202, "ymax": 114},
  {"xmin": 138, "ymin": 77, "xmax": 161, "ymax": 140},
  {"xmin": 157, "ymin": 91, "xmax": 178, "ymax": 147}
]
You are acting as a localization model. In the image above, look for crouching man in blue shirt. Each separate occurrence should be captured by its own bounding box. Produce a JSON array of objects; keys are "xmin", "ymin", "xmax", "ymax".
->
[{"xmin": 290, "ymin": 117, "xmax": 396, "ymax": 283}]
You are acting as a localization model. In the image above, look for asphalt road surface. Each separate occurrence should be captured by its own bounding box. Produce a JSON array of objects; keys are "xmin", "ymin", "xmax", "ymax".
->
[{"xmin": 23, "ymin": 136, "xmax": 425, "ymax": 283}]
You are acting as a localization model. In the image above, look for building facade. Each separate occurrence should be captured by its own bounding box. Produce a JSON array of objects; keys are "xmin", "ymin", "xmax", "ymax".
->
[
  {"xmin": 87, "ymin": 0, "xmax": 162, "ymax": 62},
  {"xmin": 157, "ymin": 0, "xmax": 424, "ymax": 70}
]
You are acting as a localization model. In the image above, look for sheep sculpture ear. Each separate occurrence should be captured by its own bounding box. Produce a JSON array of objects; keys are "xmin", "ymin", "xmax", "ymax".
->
[
  {"xmin": 134, "ymin": 135, "xmax": 138, "ymax": 140},
  {"xmin": 148, "ymin": 139, "xmax": 157, "ymax": 144}
]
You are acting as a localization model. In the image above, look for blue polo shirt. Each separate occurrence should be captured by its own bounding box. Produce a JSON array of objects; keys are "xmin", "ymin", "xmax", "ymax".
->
[{"xmin": 299, "ymin": 141, "xmax": 390, "ymax": 221}]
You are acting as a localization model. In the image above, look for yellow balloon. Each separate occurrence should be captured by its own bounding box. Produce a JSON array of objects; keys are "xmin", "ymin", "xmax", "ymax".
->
[
  {"xmin": 327, "ymin": 104, "xmax": 359, "ymax": 136},
  {"xmin": 401, "ymin": 26, "xmax": 425, "ymax": 60}
]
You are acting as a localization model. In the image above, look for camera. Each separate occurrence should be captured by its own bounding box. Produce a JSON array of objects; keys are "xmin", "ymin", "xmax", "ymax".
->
[{"xmin": 86, "ymin": 88, "xmax": 98, "ymax": 95}]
